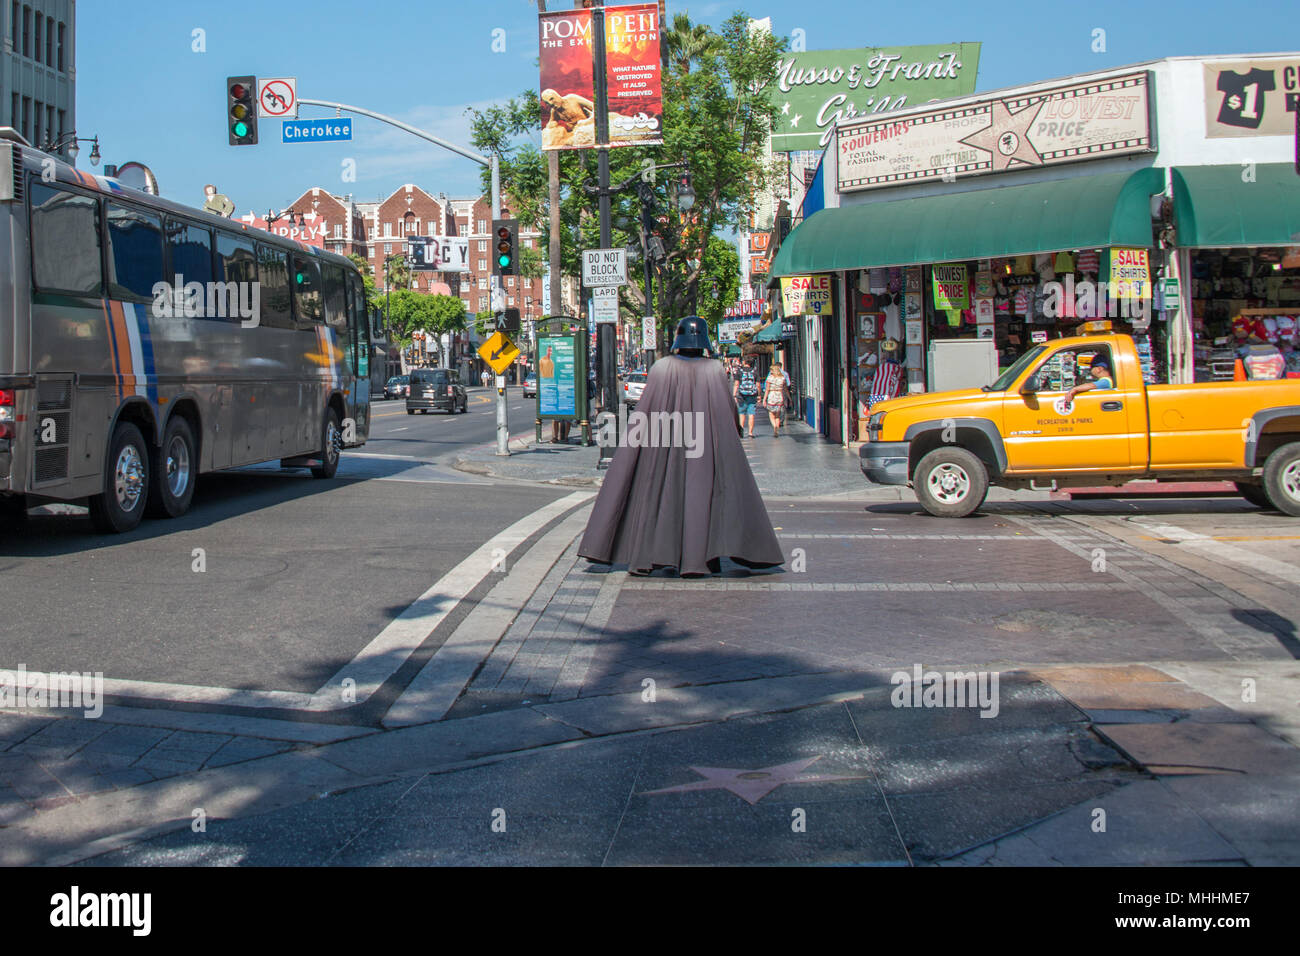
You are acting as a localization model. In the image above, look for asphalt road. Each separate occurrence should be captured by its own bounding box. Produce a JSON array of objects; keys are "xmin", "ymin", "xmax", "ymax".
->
[{"xmin": 0, "ymin": 387, "xmax": 568, "ymax": 696}]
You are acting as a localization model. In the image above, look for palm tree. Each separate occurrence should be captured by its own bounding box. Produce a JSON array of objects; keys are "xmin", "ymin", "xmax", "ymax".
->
[{"xmin": 661, "ymin": 13, "xmax": 719, "ymax": 76}]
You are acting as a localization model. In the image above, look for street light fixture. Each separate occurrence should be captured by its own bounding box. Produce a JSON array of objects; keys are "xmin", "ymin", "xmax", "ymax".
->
[{"xmin": 44, "ymin": 132, "xmax": 100, "ymax": 166}]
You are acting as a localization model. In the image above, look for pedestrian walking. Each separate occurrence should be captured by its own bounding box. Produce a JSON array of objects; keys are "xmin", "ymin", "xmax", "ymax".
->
[
  {"xmin": 579, "ymin": 317, "xmax": 784, "ymax": 577},
  {"xmin": 480, "ymin": 368, "xmax": 491, "ymax": 388},
  {"xmin": 733, "ymin": 354, "xmax": 760, "ymax": 438},
  {"xmin": 764, "ymin": 360, "xmax": 789, "ymax": 436}
]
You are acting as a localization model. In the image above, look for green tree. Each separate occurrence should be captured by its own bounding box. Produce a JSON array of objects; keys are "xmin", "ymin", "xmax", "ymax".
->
[
  {"xmin": 467, "ymin": 11, "xmax": 785, "ymax": 353},
  {"xmin": 662, "ymin": 12, "xmax": 721, "ymax": 76},
  {"xmin": 347, "ymin": 253, "xmax": 377, "ymax": 300},
  {"xmin": 381, "ymin": 255, "xmax": 411, "ymax": 293}
]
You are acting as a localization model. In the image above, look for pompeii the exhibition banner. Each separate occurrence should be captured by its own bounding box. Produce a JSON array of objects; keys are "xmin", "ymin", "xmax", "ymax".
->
[{"xmin": 538, "ymin": 3, "xmax": 663, "ymax": 150}]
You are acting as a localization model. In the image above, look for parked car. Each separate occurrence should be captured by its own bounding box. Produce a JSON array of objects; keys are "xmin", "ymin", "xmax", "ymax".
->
[
  {"xmin": 385, "ymin": 375, "xmax": 410, "ymax": 400},
  {"xmin": 622, "ymin": 371, "xmax": 647, "ymax": 406},
  {"xmin": 523, "ymin": 373, "xmax": 538, "ymax": 398},
  {"xmin": 407, "ymin": 368, "xmax": 468, "ymax": 414},
  {"xmin": 861, "ymin": 332, "xmax": 1300, "ymax": 517}
]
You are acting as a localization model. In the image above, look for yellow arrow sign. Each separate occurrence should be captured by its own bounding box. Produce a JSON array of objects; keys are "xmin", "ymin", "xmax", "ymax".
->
[{"xmin": 478, "ymin": 331, "xmax": 521, "ymax": 374}]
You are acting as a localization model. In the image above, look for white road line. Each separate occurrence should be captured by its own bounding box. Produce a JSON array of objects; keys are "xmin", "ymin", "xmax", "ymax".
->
[
  {"xmin": 383, "ymin": 505, "xmax": 593, "ymax": 726},
  {"xmin": 1127, "ymin": 517, "xmax": 1300, "ymax": 585},
  {"xmin": 12, "ymin": 491, "xmax": 595, "ymax": 713}
]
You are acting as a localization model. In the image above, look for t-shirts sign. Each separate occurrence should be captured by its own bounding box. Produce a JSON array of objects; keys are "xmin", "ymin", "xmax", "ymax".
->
[
  {"xmin": 1204, "ymin": 58, "xmax": 1300, "ymax": 137},
  {"xmin": 781, "ymin": 275, "xmax": 833, "ymax": 315},
  {"xmin": 1109, "ymin": 247, "xmax": 1151, "ymax": 300},
  {"xmin": 932, "ymin": 264, "xmax": 969, "ymax": 310}
]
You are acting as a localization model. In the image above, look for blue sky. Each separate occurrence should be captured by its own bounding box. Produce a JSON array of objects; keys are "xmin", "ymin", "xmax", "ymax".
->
[{"xmin": 76, "ymin": 0, "xmax": 1300, "ymax": 217}]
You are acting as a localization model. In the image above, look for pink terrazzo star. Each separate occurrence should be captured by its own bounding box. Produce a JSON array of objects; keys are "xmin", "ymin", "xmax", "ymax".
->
[{"xmin": 642, "ymin": 756, "xmax": 869, "ymax": 805}]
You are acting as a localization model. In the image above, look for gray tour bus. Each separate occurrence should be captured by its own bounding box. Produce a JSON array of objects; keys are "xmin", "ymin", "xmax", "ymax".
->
[{"xmin": 0, "ymin": 131, "xmax": 372, "ymax": 532}]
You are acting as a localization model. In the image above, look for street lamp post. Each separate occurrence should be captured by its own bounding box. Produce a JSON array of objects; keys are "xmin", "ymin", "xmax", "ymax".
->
[{"xmin": 383, "ymin": 254, "xmax": 404, "ymax": 371}]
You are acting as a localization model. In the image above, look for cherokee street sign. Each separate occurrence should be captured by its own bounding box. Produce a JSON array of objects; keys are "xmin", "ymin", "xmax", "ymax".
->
[
  {"xmin": 281, "ymin": 118, "xmax": 353, "ymax": 143},
  {"xmin": 478, "ymin": 331, "xmax": 521, "ymax": 374}
]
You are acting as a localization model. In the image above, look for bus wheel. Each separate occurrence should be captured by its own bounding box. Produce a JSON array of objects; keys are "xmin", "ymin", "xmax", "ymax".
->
[
  {"xmin": 146, "ymin": 417, "xmax": 197, "ymax": 518},
  {"xmin": 89, "ymin": 422, "xmax": 150, "ymax": 533},
  {"xmin": 311, "ymin": 407, "xmax": 342, "ymax": 479}
]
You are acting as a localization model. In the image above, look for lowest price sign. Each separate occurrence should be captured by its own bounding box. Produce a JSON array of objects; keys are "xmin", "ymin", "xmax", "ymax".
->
[
  {"xmin": 932, "ymin": 263, "xmax": 969, "ymax": 310},
  {"xmin": 781, "ymin": 275, "xmax": 833, "ymax": 315}
]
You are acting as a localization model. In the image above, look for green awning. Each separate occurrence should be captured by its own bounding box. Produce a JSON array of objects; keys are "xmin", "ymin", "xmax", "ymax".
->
[
  {"xmin": 725, "ymin": 343, "xmax": 741, "ymax": 356},
  {"xmin": 769, "ymin": 166, "xmax": 1165, "ymax": 277},
  {"xmin": 1172, "ymin": 164, "xmax": 1300, "ymax": 247},
  {"xmin": 753, "ymin": 321, "xmax": 783, "ymax": 342}
]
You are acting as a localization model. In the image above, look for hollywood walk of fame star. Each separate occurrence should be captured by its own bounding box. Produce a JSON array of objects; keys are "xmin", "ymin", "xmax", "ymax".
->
[
  {"xmin": 642, "ymin": 756, "xmax": 869, "ymax": 805},
  {"xmin": 959, "ymin": 99, "xmax": 1045, "ymax": 171}
]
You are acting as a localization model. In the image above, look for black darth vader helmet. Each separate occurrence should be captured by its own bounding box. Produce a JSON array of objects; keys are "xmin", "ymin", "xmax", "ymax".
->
[{"xmin": 671, "ymin": 316, "xmax": 713, "ymax": 354}]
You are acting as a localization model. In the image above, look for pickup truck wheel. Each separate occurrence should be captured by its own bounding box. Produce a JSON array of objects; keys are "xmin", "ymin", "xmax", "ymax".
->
[
  {"xmin": 1234, "ymin": 481, "xmax": 1273, "ymax": 510},
  {"xmin": 1262, "ymin": 443, "xmax": 1300, "ymax": 516},
  {"xmin": 914, "ymin": 447, "xmax": 989, "ymax": 518}
]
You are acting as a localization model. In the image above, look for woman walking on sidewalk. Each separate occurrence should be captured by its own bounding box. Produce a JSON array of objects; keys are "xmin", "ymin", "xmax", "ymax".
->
[{"xmin": 764, "ymin": 361, "xmax": 789, "ymax": 437}]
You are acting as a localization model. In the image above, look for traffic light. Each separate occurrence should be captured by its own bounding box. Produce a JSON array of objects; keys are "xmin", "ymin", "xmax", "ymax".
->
[
  {"xmin": 492, "ymin": 218, "xmax": 518, "ymax": 277},
  {"xmin": 227, "ymin": 76, "xmax": 258, "ymax": 146}
]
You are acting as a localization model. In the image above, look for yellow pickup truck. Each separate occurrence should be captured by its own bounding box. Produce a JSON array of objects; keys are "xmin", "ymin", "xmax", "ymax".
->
[{"xmin": 860, "ymin": 333, "xmax": 1300, "ymax": 517}]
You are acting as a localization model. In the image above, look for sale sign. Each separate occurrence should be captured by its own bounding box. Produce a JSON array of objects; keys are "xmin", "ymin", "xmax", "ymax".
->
[
  {"xmin": 1110, "ymin": 247, "xmax": 1151, "ymax": 299},
  {"xmin": 931, "ymin": 264, "xmax": 969, "ymax": 310},
  {"xmin": 538, "ymin": 3, "xmax": 662, "ymax": 151},
  {"xmin": 781, "ymin": 275, "xmax": 833, "ymax": 315}
]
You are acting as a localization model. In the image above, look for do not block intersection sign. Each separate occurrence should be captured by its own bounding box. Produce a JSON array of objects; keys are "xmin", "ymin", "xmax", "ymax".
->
[{"xmin": 582, "ymin": 248, "xmax": 626, "ymax": 287}]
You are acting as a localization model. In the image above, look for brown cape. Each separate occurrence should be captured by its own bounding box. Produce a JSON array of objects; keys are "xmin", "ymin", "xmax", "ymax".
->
[{"xmin": 578, "ymin": 355, "xmax": 784, "ymax": 575}]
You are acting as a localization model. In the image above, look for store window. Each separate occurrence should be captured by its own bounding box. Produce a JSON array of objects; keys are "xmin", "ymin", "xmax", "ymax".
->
[{"xmin": 1190, "ymin": 248, "xmax": 1300, "ymax": 381}]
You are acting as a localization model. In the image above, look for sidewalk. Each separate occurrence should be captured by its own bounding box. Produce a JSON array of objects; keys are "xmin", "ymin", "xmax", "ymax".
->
[{"xmin": 5, "ymin": 493, "xmax": 1297, "ymax": 866}]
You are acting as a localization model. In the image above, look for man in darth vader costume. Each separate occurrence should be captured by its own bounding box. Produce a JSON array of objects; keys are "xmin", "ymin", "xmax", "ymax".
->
[{"xmin": 578, "ymin": 317, "xmax": 785, "ymax": 576}]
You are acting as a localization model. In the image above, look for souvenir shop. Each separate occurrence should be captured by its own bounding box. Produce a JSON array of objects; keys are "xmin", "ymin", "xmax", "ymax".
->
[
  {"xmin": 1172, "ymin": 164, "xmax": 1300, "ymax": 381},
  {"xmin": 768, "ymin": 53, "xmax": 1300, "ymax": 446}
]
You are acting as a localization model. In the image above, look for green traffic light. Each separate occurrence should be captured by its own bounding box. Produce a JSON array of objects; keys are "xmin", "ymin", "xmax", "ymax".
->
[
  {"xmin": 498, "ymin": 255, "xmax": 511, "ymax": 268},
  {"xmin": 232, "ymin": 120, "xmax": 249, "ymax": 138}
]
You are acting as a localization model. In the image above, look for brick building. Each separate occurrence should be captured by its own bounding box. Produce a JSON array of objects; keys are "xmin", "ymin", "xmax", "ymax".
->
[
  {"xmin": 277, "ymin": 183, "xmax": 580, "ymax": 377},
  {"xmin": 283, "ymin": 187, "xmax": 368, "ymax": 259}
]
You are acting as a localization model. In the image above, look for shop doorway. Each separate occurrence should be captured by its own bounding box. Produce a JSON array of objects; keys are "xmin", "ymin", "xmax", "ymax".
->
[{"xmin": 823, "ymin": 314, "xmax": 842, "ymax": 443}]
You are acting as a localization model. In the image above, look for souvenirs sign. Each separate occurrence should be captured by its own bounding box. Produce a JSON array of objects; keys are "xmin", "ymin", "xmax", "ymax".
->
[{"xmin": 837, "ymin": 71, "xmax": 1153, "ymax": 192}]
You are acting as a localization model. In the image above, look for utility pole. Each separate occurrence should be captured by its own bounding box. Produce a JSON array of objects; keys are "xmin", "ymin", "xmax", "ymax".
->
[
  {"xmin": 592, "ymin": 0, "xmax": 618, "ymax": 468},
  {"xmin": 639, "ymin": 180, "xmax": 656, "ymax": 372}
]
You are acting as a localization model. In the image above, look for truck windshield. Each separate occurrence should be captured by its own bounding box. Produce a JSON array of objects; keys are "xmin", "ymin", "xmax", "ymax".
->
[{"xmin": 987, "ymin": 346, "xmax": 1047, "ymax": 392}]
